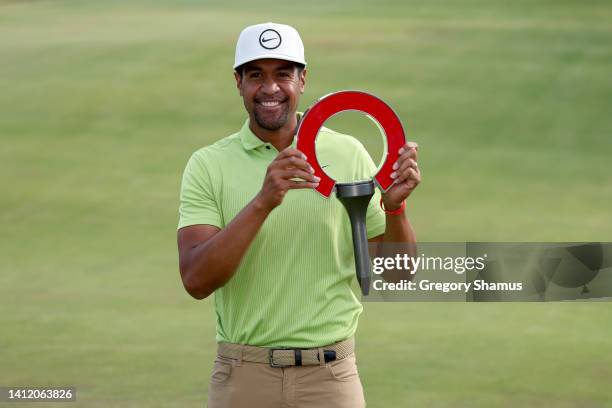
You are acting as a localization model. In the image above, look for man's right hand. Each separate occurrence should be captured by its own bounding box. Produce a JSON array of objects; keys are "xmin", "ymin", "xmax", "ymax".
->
[{"xmin": 254, "ymin": 148, "xmax": 320, "ymax": 211}]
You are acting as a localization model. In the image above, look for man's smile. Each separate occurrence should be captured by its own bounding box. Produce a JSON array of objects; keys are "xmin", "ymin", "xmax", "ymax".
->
[
  {"xmin": 259, "ymin": 101, "xmax": 282, "ymax": 107},
  {"xmin": 255, "ymin": 98, "xmax": 288, "ymax": 109}
]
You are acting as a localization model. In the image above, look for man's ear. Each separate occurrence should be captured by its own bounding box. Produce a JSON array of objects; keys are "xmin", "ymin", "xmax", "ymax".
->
[
  {"xmin": 299, "ymin": 68, "xmax": 307, "ymax": 94},
  {"xmin": 234, "ymin": 71, "xmax": 243, "ymax": 96}
]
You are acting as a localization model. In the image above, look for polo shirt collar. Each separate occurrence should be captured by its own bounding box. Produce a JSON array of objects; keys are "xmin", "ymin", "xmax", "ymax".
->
[
  {"xmin": 239, "ymin": 119, "xmax": 265, "ymax": 150},
  {"xmin": 239, "ymin": 113, "xmax": 303, "ymax": 151}
]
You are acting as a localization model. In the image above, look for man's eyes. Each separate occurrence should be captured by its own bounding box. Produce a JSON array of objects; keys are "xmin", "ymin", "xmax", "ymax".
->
[
  {"xmin": 246, "ymin": 71, "xmax": 294, "ymax": 80},
  {"xmin": 277, "ymin": 71, "xmax": 297, "ymax": 81}
]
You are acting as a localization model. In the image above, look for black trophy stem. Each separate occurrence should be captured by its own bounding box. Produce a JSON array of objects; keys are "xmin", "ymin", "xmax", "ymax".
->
[{"xmin": 336, "ymin": 181, "xmax": 375, "ymax": 295}]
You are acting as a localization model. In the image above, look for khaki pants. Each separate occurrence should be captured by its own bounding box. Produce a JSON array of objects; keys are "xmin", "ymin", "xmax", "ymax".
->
[{"xmin": 207, "ymin": 353, "xmax": 366, "ymax": 408}]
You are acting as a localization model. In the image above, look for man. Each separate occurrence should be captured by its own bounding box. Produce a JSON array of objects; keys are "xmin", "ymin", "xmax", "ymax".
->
[{"xmin": 177, "ymin": 22, "xmax": 420, "ymax": 408}]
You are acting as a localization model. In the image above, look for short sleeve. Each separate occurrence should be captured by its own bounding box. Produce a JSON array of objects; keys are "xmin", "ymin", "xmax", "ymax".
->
[
  {"xmin": 351, "ymin": 142, "xmax": 386, "ymax": 239},
  {"xmin": 177, "ymin": 153, "xmax": 223, "ymax": 230}
]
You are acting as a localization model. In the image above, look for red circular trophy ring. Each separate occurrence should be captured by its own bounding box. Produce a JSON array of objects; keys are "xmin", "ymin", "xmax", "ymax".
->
[{"xmin": 296, "ymin": 90, "xmax": 406, "ymax": 197}]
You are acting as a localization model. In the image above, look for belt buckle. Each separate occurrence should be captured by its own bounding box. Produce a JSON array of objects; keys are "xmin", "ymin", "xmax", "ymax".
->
[{"xmin": 269, "ymin": 349, "xmax": 291, "ymax": 368}]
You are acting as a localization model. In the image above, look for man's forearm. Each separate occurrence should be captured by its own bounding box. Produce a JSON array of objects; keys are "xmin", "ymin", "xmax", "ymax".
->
[
  {"xmin": 382, "ymin": 212, "xmax": 416, "ymax": 245},
  {"xmin": 183, "ymin": 197, "xmax": 271, "ymax": 299},
  {"xmin": 379, "ymin": 212, "xmax": 417, "ymax": 282},
  {"xmin": 181, "ymin": 148, "xmax": 319, "ymax": 299}
]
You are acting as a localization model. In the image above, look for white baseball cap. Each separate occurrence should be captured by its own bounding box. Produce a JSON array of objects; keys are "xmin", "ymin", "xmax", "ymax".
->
[{"xmin": 233, "ymin": 22, "xmax": 306, "ymax": 70}]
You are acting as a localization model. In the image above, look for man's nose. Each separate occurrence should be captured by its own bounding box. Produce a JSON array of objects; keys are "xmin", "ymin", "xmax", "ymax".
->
[{"xmin": 261, "ymin": 77, "xmax": 280, "ymax": 94}]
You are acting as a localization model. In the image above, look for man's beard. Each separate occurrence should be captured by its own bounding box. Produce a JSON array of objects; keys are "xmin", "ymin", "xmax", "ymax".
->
[{"xmin": 253, "ymin": 101, "xmax": 290, "ymax": 131}]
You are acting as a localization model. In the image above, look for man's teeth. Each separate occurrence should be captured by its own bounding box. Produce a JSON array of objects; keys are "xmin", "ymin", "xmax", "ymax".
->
[{"xmin": 260, "ymin": 101, "xmax": 281, "ymax": 107}]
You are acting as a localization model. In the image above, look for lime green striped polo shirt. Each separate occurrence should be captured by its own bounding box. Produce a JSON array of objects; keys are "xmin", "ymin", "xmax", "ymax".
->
[{"xmin": 178, "ymin": 116, "xmax": 385, "ymax": 348}]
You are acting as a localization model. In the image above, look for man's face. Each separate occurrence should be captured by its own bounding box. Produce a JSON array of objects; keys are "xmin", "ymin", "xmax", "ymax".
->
[{"xmin": 235, "ymin": 59, "xmax": 306, "ymax": 131}]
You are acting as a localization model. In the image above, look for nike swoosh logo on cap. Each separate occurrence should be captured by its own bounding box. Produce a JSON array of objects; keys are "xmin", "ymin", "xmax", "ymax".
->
[{"xmin": 261, "ymin": 37, "xmax": 278, "ymax": 43}]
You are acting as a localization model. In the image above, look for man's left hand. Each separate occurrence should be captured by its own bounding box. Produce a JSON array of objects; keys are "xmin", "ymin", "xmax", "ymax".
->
[{"xmin": 381, "ymin": 142, "xmax": 421, "ymax": 211}]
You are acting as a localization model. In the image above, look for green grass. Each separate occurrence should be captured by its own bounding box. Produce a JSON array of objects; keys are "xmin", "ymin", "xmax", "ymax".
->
[{"xmin": 1, "ymin": 0, "xmax": 611, "ymax": 406}]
